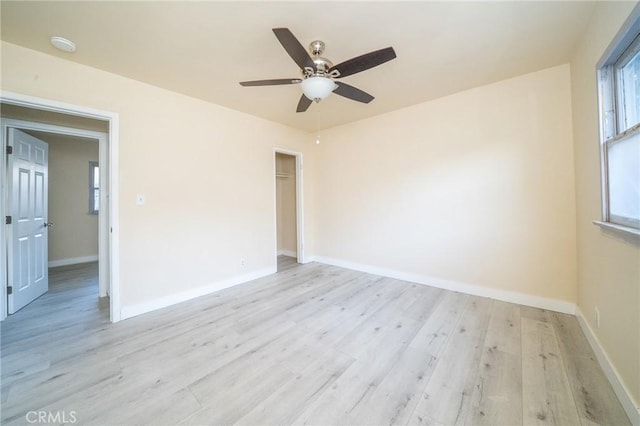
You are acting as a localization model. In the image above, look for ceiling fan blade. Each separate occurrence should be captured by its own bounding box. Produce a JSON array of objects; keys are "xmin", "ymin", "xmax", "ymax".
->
[
  {"xmin": 330, "ymin": 47, "xmax": 396, "ymax": 78},
  {"xmin": 296, "ymin": 94, "xmax": 312, "ymax": 113},
  {"xmin": 273, "ymin": 28, "xmax": 316, "ymax": 71},
  {"xmin": 333, "ymin": 82, "xmax": 374, "ymax": 103},
  {"xmin": 239, "ymin": 78, "xmax": 301, "ymax": 87}
]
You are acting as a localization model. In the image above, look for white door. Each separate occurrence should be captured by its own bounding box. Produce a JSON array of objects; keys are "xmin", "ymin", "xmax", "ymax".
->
[{"xmin": 7, "ymin": 128, "xmax": 49, "ymax": 314}]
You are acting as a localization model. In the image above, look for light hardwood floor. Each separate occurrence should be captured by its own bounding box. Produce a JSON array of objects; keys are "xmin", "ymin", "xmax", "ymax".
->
[{"xmin": 0, "ymin": 257, "xmax": 630, "ymax": 425}]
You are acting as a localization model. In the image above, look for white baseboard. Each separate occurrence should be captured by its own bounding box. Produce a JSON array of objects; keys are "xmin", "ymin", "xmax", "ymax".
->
[
  {"xmin": 277, "ymin": 250, "xmax": 297, "ymax": 257},
  {"xmin": 120, "ymin": 266, "xmax": 275, "ymax": 320},
  {"xmin": 576, "ymin": 307, "xmax": 640, "ymax": 426},
  {"xmin": 310, "ymin": 256, "xmax": 576, "ymax": 315},
  {"xmin": 48, "ymin": 255, "xmax": 99, "ymax": 268}
]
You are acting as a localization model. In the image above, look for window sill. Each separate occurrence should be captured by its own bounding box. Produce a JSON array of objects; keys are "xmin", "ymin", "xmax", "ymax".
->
[{"xmin": 593, "ymin": 220, "xmax": 640, "ymax": 237}]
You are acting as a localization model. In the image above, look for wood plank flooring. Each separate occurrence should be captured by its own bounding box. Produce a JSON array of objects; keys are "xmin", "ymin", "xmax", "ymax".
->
[{"xmin": 0, "ymin": 257, "xmax": 630, "ymax": 425}]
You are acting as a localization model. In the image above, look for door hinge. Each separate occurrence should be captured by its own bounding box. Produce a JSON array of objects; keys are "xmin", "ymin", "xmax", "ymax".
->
[
  {"xmin": 7, "ymin": 286, "xmax": 12, "ymax": 295},
  {"xmin": 5, "ymin": 216, "xmax": 11, "ymax": 225},
  {"xmin": 6, "ymin": 146, "xmax": 12, "ymax": 155}
]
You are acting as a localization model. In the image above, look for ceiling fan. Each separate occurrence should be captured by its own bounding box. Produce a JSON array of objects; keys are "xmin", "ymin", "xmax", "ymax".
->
[{"xmin": 239, "ymin": 28, "xmax": 397, "ymax": 113}]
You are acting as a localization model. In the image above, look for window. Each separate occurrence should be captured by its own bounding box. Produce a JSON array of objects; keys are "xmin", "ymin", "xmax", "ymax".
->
[
  {"xmin": 597, "ymin": 21, "xmax": 640, "ymax": 233},
  {"xmin": 89, "ymin": 161, "xmax": 99, "ymax": 214}
]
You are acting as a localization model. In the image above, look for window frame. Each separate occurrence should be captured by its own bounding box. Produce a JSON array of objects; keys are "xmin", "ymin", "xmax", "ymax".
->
[
  {"xmin": 596, "ymin": 14, "xmax": 640, "ymax": 236},
  {"xmin": 89, "ymin": 161, "xmax": 99, "ymax": 215}
]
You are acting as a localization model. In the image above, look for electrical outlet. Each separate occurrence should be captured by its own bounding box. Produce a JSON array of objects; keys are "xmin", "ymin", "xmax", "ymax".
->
[
  {"xmin": 595, "ymin": 307, "xmax": 600, "ymax": 328},
  {"xmin": 240, "ymin": 259, "xmax": 246, "ymax": 268}
]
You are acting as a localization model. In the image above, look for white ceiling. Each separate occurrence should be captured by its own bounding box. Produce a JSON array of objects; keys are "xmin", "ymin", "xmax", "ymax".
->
[{"xmin": 1, "ymin": 1, "xmax": 597, "ymax": 132}]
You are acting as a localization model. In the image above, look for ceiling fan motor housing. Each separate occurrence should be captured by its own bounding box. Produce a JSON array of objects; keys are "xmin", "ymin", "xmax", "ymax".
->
[
  {"xmin": 307, "ymin": 57, "xmax": 334, "ymax": 76},
  {"xmin": 303, "ymin": 40, "xmax": 335, "ymax": 78}
]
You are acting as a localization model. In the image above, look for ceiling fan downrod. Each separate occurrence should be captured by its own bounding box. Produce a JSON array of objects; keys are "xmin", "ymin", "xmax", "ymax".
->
[{"xmin": 304, "ymin": 40, "xmax": 339, "ymax": 79}]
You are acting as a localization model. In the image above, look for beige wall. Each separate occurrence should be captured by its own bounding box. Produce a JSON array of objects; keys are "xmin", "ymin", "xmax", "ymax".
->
[
  {"xmin": 40, "ymin": 133, "xmax": 99, "ymax": 262},
  {"xmin": 569, "ymin": 1, "xmax": 640, "ymax": 408},
  {"xmin": 315, "ymin": 64, "xmax": 577, "ymax": 304},
  {"xmin": 276, "ymin": 153, "xmax": 297, "ymax": 256},
  {"xmin": 1, "ymin": 41, "xmax": 314, "ymax": 309}
]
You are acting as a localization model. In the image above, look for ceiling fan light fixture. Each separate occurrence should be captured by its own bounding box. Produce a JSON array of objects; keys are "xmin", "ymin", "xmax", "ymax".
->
[{"xmin": 301, "ymin": 76, "xmax": 337, "ymax": 102}]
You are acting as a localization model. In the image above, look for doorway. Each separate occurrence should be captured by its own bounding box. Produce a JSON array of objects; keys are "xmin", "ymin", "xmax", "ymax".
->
[
  {"xmin": 23, "ymin": 130, "xmax": 101, "ymax": 270},
  {"xmin": 3, "ymin": 119, "xmax": 106, "ymax": 316},
  {"xmin": 27, "ymin": 130, "xmax": 102, "ymax": 317},
  {"xmin": 0, "ymin": 92, "xmax": 120, "ymax": 322},
  {"xmin": 274, "ymin": 149, "xmax": 304, "ymax": 270}
]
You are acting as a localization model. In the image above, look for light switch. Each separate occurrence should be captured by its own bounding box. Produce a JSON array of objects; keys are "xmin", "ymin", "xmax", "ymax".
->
[{"xmin": 136, "ymin": 194, "xmax": 145, "ymax": 205}]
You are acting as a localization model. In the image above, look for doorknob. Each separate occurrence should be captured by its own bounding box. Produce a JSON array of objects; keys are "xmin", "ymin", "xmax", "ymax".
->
[{"xmin": 44, "ymin": 222, "xmax": 53, "ymax": 228}]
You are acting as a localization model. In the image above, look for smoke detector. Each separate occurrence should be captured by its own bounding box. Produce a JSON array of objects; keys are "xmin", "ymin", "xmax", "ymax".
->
[{"xmin": 50, "ymin": 36, "xmax": 76, "ymax": 53}]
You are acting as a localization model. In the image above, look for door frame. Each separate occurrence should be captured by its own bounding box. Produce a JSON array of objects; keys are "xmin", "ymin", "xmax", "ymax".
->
[
  {"xmin": 1, "ymin": 91, "xmax": 121, "ymax": 322},
  {"xmin": 273, "ymin": 148, "xmax": 305, "ymax": 265}
]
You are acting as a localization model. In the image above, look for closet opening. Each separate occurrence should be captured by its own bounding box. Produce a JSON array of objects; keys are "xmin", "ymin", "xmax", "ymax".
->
[{"xmin": 274, "ymin": 150, "xmax": 303, "ymax": 271}]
